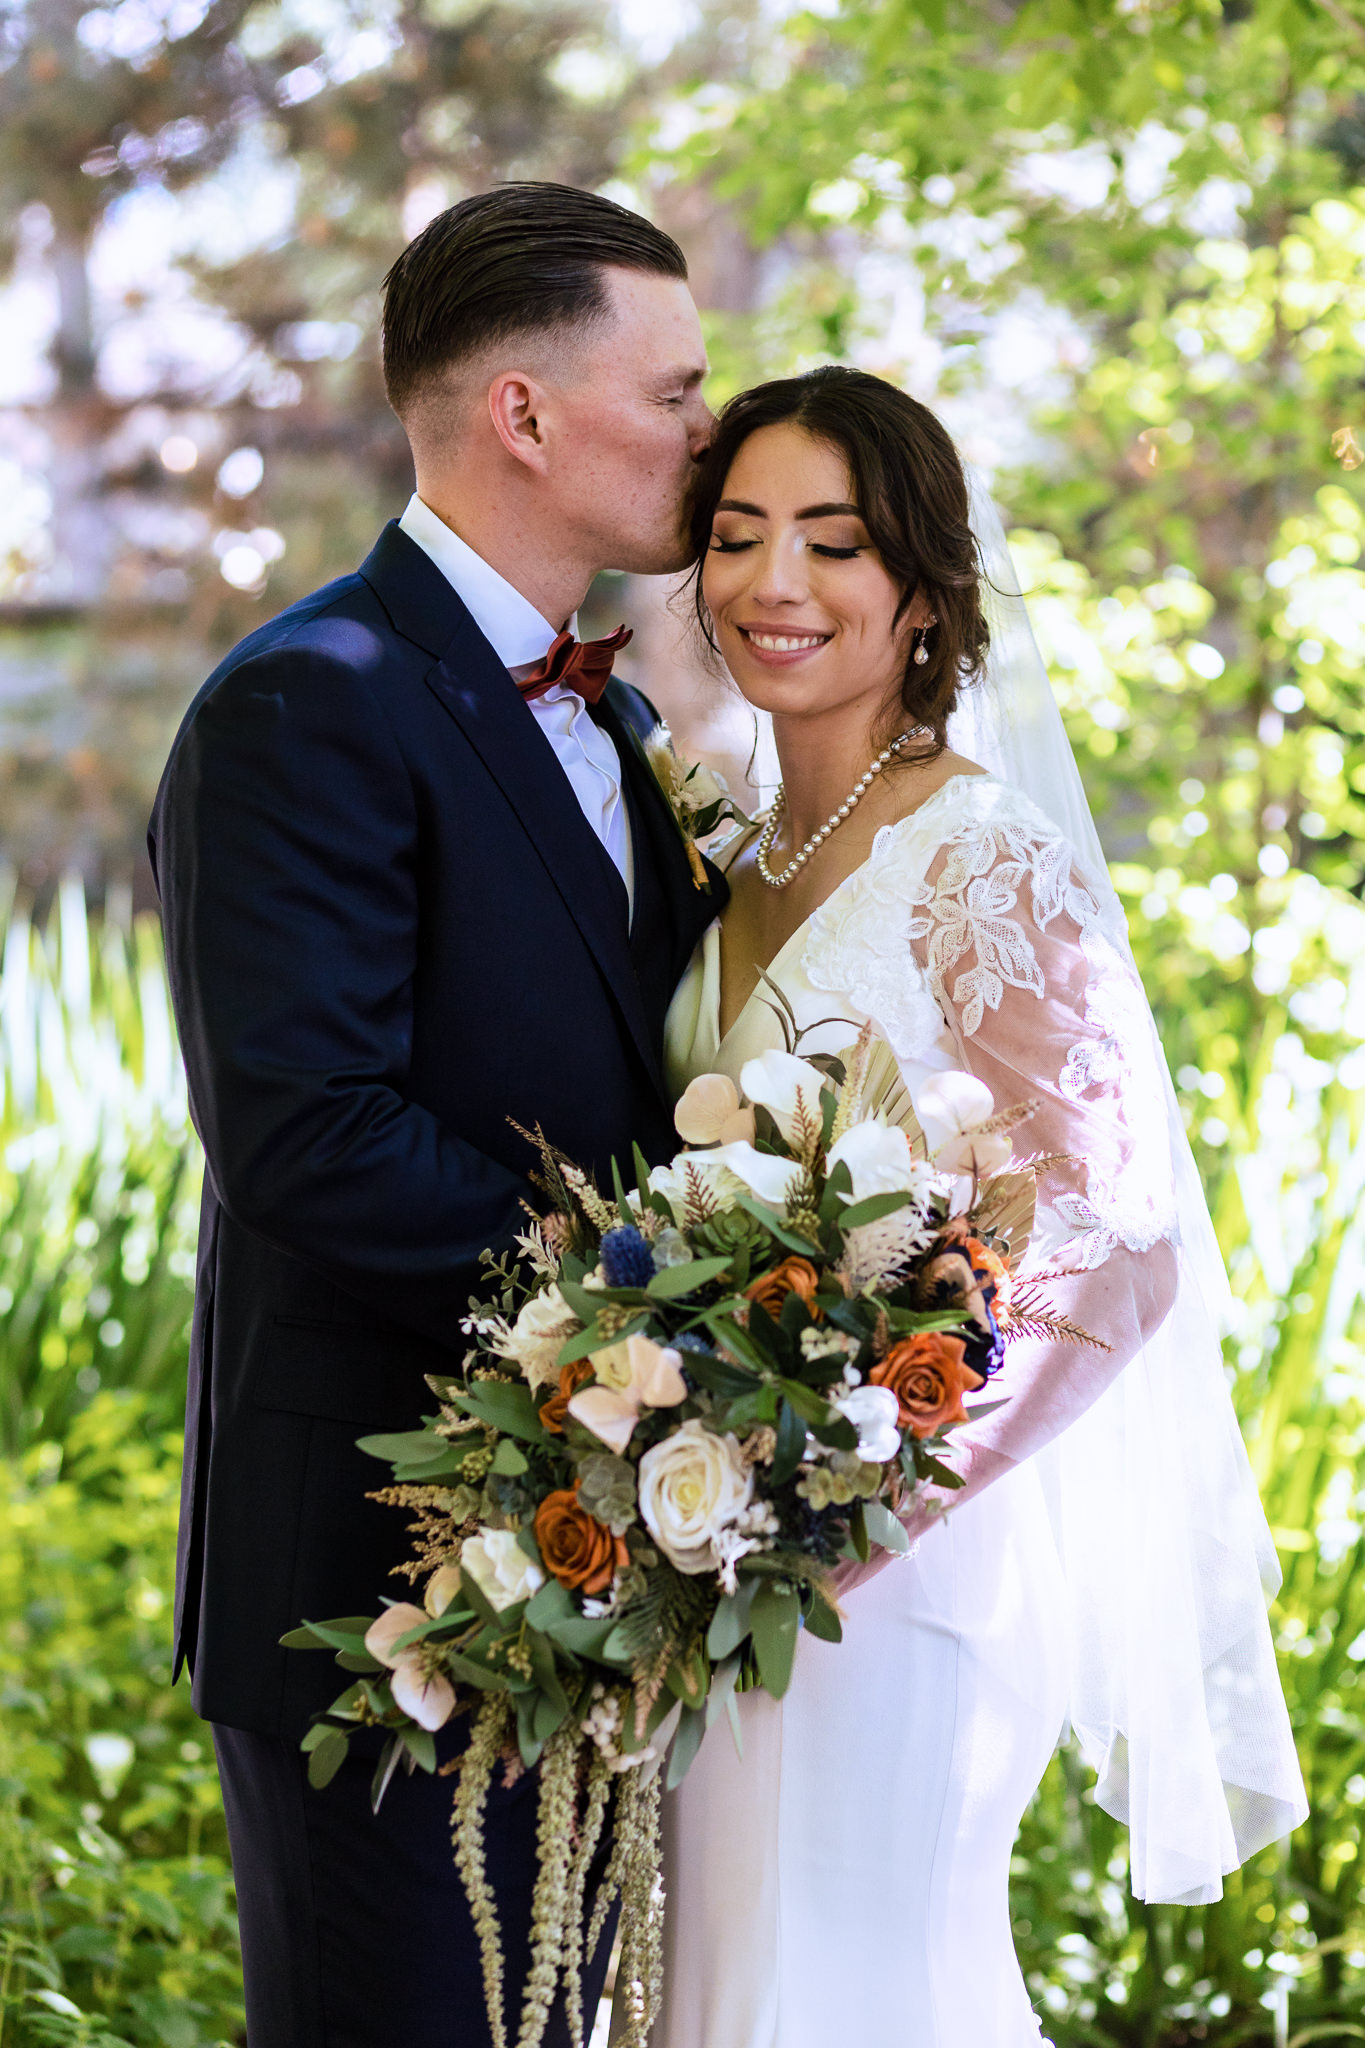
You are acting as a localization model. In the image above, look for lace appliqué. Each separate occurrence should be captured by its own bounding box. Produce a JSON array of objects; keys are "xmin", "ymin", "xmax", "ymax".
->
[
  {"xmin": 803, "ymin": 837, "xmax": 948, "ymax": 1069},
  {"xmin": 803, "ymin": 777, "xmax": 1176, "ymax": 1270}
]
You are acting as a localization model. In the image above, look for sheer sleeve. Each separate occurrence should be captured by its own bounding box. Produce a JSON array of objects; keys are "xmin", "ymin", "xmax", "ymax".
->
[
  {"xmin": 888, "ymin": 794, "xmax": 1306, "ymax": 1904},
  {"xmin": 906, "ymin": 807, "xmax": 1179, "ymax": 1495}
]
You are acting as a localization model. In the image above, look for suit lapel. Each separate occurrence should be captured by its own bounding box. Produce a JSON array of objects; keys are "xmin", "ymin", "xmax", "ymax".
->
[
  {"xmin": 598, "ymin": 695, "xmax": 730, "ymax": 981},
  {"xmin": 359, "ymin": 524, "xmax": 667, "ymax": 1107}
]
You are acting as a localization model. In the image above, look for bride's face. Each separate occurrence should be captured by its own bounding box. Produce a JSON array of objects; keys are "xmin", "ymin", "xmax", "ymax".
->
[{"xmin": 701, "ymin": 423, "xmax": 917, "ymax": 731}]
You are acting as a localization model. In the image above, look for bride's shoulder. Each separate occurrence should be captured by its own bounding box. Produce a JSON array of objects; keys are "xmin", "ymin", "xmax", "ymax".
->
[{"xmin": 880, "ymin": 765, "xmax": 1064, "ymax": 865}]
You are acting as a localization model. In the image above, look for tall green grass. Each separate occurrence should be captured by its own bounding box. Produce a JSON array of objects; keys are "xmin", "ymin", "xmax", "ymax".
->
[
  {"xmin": 0, "ymin": 877, "xmax": 199, "ymax": 1458},
  {"xmin": 0, "ymin": 883, "xmax": 228, "ymax": 2047}
]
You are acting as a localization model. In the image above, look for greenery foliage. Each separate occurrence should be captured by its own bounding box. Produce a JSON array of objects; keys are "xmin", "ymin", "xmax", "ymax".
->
[
  {"xmin": 0, "ymin": 1394, "xmax": 240, "ymax": 2048},
  {"xmin": 0, "ymin": 893, "xmax": 225, "ymax": 2047}
]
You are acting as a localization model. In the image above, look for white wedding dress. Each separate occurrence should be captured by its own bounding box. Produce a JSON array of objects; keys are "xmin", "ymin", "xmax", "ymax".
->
[{"xmin": 653, "ymin": 768, "xmax": 1303, "ymax": 2048}]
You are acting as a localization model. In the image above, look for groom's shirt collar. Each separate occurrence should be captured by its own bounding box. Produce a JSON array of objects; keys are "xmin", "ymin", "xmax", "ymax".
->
[
  {"xmin": 398, "ymin": 493, "xmax": 575, "ymax": 669},
  {"xmin": 397, "ymin": 491, "xmax": 634, "ymax": 918}
]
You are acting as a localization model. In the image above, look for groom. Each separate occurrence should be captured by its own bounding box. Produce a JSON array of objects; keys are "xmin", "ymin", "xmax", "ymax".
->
[{"xmin": 149, "ymin": 183, "xmax": 723, "ymax": 2046}]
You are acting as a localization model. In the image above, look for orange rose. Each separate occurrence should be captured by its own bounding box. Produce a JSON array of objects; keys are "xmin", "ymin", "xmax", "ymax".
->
[
  {"xmin": 870, "ymin": 1332, "xmax": 984, "ymax": 1439},
  {"xmin": 533, "ymin": 1486, "xmax": 628, "ymax": 1595},
  {"xmin": 746, "ymin": 1256, "xmax": 823, "ymax": 1321},
  {"xmin": 539, "ymin": 1357, "xmax": 594, "ymax": 1435}
]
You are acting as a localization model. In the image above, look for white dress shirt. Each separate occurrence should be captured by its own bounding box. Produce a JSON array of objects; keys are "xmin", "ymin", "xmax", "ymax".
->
[{"xmin": 398, "ymin": 493, "xmax": 634, "ymax": 912}]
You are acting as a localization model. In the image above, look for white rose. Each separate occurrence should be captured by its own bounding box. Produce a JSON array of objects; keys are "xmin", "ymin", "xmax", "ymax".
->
[
  {"xmin": 638, "ymin": 1419, "xmax": 754, "ymax": 1576},
  {"xmin": 914, "ymin": 1071, "xmax": 1013, "ymax": 1174},
  {"xmin": 460, "ymin": 1529, "xmax": 545, "ymax": 1612},
  {"xmin": 502, "ymin": 1284, "xmax": 578, "ymax": 1389},
  {"xmin": 674, "ymin": 1073, "xmax": 756, "ymax": 1146},
  {"xmin": 827, "ymin": 1119, "xmax": 935, "ymax": 1205},
  {"xmin": 834, "ymin": 1383, "xmax": 903, "ymax": 1463},
  {"xmin": 739, "ymin": 1050, "xmax": 828, "ymax": 1147}
]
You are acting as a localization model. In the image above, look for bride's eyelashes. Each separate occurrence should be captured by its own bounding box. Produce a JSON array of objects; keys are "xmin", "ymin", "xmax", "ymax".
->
[{"xmin": 706, "ymin": 536, "xmax": 866, "ymax": 559}]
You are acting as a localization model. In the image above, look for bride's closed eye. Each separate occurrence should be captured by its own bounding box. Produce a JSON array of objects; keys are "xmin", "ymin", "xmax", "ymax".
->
[{"xmin": 707, "ymin": 536, "xmax": 867, "ymax": 558}]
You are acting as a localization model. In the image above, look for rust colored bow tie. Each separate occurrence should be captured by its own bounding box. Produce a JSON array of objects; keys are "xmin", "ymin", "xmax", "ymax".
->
[{"xmin": 513, "ymin": 624, "xmax": 633, "ymax": 705}]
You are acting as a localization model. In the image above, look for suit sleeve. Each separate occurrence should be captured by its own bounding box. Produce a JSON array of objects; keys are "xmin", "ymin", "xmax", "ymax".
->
[{"xmin": 151, "ymin": 640, "xmax": 529, "ymax": 1344}]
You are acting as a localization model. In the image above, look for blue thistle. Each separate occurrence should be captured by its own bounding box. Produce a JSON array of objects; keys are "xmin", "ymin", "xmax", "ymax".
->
[{"xmin": 599, "ymin": 1225, "xmax": 655, "ymax": 1289}]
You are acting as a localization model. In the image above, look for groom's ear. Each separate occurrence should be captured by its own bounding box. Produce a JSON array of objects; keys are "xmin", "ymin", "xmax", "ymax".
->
[{"xmin": 487, "ymin": 370, "xmax": 551, "ymax": 474}]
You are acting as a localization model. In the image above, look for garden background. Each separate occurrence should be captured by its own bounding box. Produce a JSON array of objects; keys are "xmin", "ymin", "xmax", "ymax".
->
[{"xmin": 2, "ymin": 0, "xmax": 1365, "ymax": 2041}]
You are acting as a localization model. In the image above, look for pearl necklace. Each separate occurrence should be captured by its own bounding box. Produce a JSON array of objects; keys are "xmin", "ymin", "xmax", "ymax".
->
[{"xmin": 755, "ymin": 727, "xmax": 928, "ymax": 889}]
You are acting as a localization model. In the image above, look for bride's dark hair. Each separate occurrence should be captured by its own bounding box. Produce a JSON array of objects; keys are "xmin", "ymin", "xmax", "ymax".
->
[{"xmin": 685, "ymin": 365, "xmax": 990, "ymax": 753}]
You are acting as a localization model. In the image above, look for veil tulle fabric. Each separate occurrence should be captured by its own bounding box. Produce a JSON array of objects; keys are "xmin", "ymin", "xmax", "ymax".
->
[{"xmin": 948, "ymin": 477, "xmax": 1306, "ymax": 1903}]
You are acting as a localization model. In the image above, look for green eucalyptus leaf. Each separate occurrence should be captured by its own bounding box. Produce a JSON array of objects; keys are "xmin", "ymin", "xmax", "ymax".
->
[
  {"xmin": 646, "ymin": 1254, "xmax": 732, "ymax": 1300},
  {"xmin": 403, "ymin": 1727, "xmax": 438, "ymax": 1775},
  {"xmin": 666, "ymin": 1705, "xmax": 708, "ymax": 1790},
  {"xmin": 706, "ymin": 1579, "xmax": 758, "ymax": 1662},
  {"xmin": 862, "ymin": 1500, "xmax": 911, "ymax": 1555},
  {"xmin": 776, "ymin": 1377, "xmax": 832, "ymax": 1426},
  {"xmin": 803, "ymin": 1585, "xmax": 842, "ymax": 1643},
  {"xmin": 771, "ymin": 1397, "xmax": 807, "ymax": 1486},
  {"xmin": 451, "ymin": 1379, "xmax": 546, "ymax": 1443},
  {"xmin": 749, "ymin": 1579, "xmax": 800, "ymax": 1699},
  {"xmin": 525, "ymin": 1578, "xmax": 576, "ymax": 1630},
  {"xmin": 849, "ymin": 1498, "xmax": 870, "ymax": 1563},
  {"xmin": 306, "ymin": 1728, "xmax": 349, "ymax": 1790},
  {"xmin": 838, "ymin": 1190, "xmax": 918, "ymax": 1231},
  {"xmin": 556, "ymin": 1316, "xmax": 648, "ymax": 1366},
  {"xmin": 683, "ymin": 1348, "xmax": 762, "ymax": 1396},
  {"xmin": 355, "ymin": 1427, "xmax": 446, "ymax": 1465}
]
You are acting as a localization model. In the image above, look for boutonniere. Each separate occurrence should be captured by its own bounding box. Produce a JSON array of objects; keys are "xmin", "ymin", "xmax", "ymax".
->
[{"xmin": 642, "ymin": 723, "xmax": 751, "ymax": 892}]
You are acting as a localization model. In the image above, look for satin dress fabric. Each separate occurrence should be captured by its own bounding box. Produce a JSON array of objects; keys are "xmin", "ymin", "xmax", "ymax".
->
[{"xmin": 654, "ymin": 818, "xmax": 1066, "ymax": 2048}]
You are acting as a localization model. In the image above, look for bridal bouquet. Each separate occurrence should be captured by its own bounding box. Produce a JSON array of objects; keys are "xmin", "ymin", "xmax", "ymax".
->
[{"xmin": 286, "ymin": 1025, "xmax": 1084, "ymax": 2048}]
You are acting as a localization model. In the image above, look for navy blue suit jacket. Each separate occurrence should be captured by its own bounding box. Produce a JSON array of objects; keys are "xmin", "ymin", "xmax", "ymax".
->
[{"xmin": 149, "ymin": 521, "xmax": 726, "ymax": 1738}]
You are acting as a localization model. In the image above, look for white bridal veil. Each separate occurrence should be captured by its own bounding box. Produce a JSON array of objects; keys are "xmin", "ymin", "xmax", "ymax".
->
[{"xmin": 948, "ymin": 478, "xmax": 1307, "ymax": 1904}]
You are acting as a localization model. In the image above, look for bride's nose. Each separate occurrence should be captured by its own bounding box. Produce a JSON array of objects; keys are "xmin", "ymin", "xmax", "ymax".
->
[{"xmin": 747, "ymin": 534, "xmax": 810, "ymax": 608}]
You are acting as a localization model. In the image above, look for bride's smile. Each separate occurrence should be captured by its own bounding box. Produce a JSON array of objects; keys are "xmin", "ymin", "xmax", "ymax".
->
[
  {"xmin": 702, "ymin": 423, "xmax": 920, "ymax": 720},
  {"xmin": 686, "ymin": 387, "xmax": 991, "ymax": 1029}
]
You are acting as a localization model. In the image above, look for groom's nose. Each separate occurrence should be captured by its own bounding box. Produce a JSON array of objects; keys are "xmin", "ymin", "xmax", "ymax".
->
[{"xmin": 687, "ymin": 399, "xmax": 718, "ymax": 460}]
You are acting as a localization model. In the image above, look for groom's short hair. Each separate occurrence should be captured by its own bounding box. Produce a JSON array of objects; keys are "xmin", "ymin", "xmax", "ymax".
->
[{"xmin": 381, "ymin": 183, "xmax": 688, "ymax": 417}]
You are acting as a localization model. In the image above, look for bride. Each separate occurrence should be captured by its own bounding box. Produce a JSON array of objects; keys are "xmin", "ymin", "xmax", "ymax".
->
[{"xmin": 654, "ymin": 366, "xmax": 1306, "ymax": 2047}]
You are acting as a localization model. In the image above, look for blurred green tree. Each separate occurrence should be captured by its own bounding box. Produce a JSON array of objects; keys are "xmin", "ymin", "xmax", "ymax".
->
[{"xmin": 0, "ymin": 0, "xmax": 765, "ymax": 886}]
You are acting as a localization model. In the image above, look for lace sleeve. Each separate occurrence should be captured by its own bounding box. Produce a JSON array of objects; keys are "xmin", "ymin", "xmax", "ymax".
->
[
  {"xmin": 911, "ymin": 807, "xmax": 1175, "ymax": 1272},
  {"xmin": 907, "ymin": 801, "xmax": 1180, "ymax": 1484}
]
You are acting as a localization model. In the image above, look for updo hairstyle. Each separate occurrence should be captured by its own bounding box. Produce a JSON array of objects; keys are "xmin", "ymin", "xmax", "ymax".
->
[{"xmin": 686, "ymin": 365, "xmax": 990, "ymax": 753}]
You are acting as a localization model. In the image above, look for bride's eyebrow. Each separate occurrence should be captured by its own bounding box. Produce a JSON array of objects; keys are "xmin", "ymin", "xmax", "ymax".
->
[{"xmin": 714, "ymin": 499, "xmax": 864, "ymax": 518}]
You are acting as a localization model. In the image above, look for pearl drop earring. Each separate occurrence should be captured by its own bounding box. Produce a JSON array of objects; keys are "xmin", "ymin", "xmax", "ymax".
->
[{"xmin": 913, "ymin": 613, "xmax": 938, "ymax": 666}]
